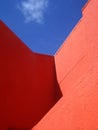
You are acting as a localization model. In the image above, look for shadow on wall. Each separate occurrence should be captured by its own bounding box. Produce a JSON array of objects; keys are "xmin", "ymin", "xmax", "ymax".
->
[
  {"xmin": 7, "ymin": 128, "xmax": 30, "ymax": 130},
  {"xmin": 0, "ymin": 20, "xmax": 62, "ymax": 130},
  {"xmin": 7, "ymin": 80, "xmax": 62, "ymax": 130}
]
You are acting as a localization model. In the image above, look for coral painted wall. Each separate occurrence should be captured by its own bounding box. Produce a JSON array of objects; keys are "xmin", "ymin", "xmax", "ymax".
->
[
  {"xmin": 0, "ymin": 21, "xmax": 62, "ymax": 130},
  {"xmin": 0, "ymin": 0, "xmax": 98, "ymax": 130},
  {"xmin": 33, "ymin": 0, "xmax": 98, "ymax": 129}
]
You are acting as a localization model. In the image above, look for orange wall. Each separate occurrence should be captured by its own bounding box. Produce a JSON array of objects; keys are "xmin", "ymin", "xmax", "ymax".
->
[
  {"xmin": 0, "ymin": 21, "xmax": 62, "ymax": 130},
  {"xmin": 33, "ymin": 0, "xmax": 98, "ymax": 129}
]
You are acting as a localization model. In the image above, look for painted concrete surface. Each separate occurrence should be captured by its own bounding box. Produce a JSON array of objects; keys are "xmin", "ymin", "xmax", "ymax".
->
[
  {"xmin": 0, "ymin": 21, "xmax": 62, "ymax": 130},
  {"xmin": 33, "ymin": 0, "xmax": 98, "ymax": 129},
  {"xmin": 0, "ymin": 0, "xmax": 98, "ymax": 129}
]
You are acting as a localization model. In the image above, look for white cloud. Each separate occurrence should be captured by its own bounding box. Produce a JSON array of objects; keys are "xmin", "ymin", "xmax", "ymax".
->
[{"xmin": 18, "ymin": 0, "xmax": 48, "ymax": 24}]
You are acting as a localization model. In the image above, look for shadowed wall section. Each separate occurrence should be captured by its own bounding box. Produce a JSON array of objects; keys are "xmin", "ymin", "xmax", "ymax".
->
[
  {"xmin": 0, "ymin": 21, "xmax": 62, "ymax": 130},
  {"xmin": 0, "ymin": 0, "xmax": 98, "ymax": 130},
  {"xmin": 33, "ymin": 0, "xmax": 98, "ymax": 129}
]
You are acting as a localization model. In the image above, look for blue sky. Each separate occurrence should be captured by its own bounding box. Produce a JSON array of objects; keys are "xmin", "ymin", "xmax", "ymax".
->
[{"xmin": 0, "ymin": 0, "xmax": 87, "ymax": 55}]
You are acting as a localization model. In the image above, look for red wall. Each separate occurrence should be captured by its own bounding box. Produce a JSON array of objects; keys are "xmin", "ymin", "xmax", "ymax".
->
[
  {"xmin": 33, "ymin": 0, "xmax": 98, "ymax": 129},
  {"xmin": 0, "ymin": 21, "xmax": 62, "ymax": 130}
]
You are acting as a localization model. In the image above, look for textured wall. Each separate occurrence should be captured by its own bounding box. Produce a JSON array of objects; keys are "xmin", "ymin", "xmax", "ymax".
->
[
  {"xmin": 33, "ymin": 0, "xmax": 98, "ymax": 129},
  {"xmin": 0, "ymin": 21, "xmax": 62, "ymax": 130}
]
